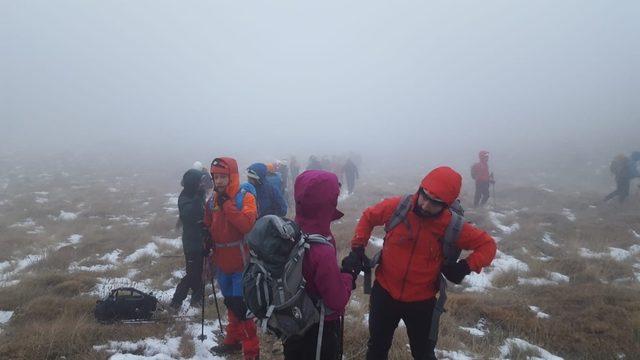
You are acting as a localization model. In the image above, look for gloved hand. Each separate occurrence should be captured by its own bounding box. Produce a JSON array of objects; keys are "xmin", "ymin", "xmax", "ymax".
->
[
  {"xmin": 441, "ymin": 259, "xmax": 471, "ymax": 284},
  {"xmin": 341, "ymin": 247, "xmax": 367, "ymax": 289},
  {"xmin": 216, "ymin": 193, "xmax": 230, "ymax": 209}
]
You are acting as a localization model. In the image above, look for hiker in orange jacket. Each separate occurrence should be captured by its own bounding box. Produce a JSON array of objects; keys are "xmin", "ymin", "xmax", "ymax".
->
[
  {"xmin": 204, "ymin": 157, "xmax": 259, "ymax": 360},
  {"xmin": 471, "ymin": 150, "xmax": 495, "ymax": 207},
  {"xmin": 343, "ymin": 166, "xmax": 497, "ymax": 359}
]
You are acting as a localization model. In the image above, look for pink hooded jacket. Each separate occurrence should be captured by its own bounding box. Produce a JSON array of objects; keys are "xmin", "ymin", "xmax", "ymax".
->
[{"xmin": 295, "ymin": 170, "xmax": 352, "ymax": 320}]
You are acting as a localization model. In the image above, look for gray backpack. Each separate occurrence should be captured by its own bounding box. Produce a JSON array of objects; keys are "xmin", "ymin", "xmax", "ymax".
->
[
  {"xmin": 242, "ymin": 215, "xmax": 333, "ymax": 359},
  {"xmin": 369, "ymin": 194, "xmax": 464, "ymax": 343}
]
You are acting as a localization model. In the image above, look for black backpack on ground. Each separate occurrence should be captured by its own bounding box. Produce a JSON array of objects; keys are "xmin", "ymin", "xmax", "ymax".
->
[{"xmin": 94, "ymin": 287, "xmax": 158, "ymax": 323}]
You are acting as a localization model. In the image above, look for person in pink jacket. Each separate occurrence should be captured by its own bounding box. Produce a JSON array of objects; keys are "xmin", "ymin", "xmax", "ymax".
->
[{"xmin": 283, "ymin": 170, "xmax": 354, "ymax": 360}]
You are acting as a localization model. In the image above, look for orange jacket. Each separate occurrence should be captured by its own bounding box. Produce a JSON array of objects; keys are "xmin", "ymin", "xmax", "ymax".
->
[
  {"xmin": 205, "ymin": 157, "xmax": 257, "ymax": 273},
  {"xmin": 351, "ymin": 167, "xmax": 496, "ymax": 302}
]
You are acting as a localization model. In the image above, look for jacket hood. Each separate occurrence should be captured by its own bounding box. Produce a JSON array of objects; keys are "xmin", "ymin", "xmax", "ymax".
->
[
  {"xmin": 419, "ymin": 166, "xmax": 462, "ymax": 206},
  {"xmin": 181, "ymin": 169, "xmax": 203, "ymax": 196},
  {"xmin": 210, "ymin": 157, "xmax": 240, "ymax": 197},
  {"xmin": 247, "ymin": 163, "xmax": 268, "ymax": 183},
  {"xmin": 294, "ymin": 170, "xmax": 343, "ymax": 237}
]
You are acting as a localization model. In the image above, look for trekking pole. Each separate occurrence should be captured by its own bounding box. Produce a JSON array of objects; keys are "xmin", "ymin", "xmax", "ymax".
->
[
  {"xmin": 198, "ymin": 258, "xmax": 207, "ymax": 341},
  {"xmin": 338, "ymin": 315, "xmax": 345, "ymax": 360},
  {"xmin": 491, "ymin": 182, "xmax": 497, "ymax": 208},
  {"xmin": 210, "ymin": 277, "xmax": 223, "ymax": 333}
]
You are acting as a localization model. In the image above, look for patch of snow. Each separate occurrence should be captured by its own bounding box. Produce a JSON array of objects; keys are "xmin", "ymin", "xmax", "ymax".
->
[
  {"xmin": 10, "ymin": 218, "xmax": 36, "ymax": 228},
  {"xmin": 459, "ymin": 318, "xmax": 488, "ymax": 337},
  {"xmin": 435, "ymin": 349, "xmax": 476, "ymax": 360},
  {"xmin": 33, "ymin": 191, "xmax": 49, "ymax": 196},
  {"xmin": 338, "ymin": 189, "xmax": 351, "ymax": 202},
  {"xmin": 127, "ymin": 269, "xmax": 141, "ymax": 279},
  {"xmin": 185, "ymin": 321, "xmax": 223, "ymax": 359},
  {"xmin": 499, "ymin": 337, "xmax": 563, "ymax": 360},
  {"xmin": 35, "ymin": 197, "xmax": 48, "ymax": 204},
  {"xmin": 69, "ymin": 262, "xmax": 115, "ymax": 273},
  {"xmin": 538, "ymin": 185, "xmax": 554, "ymax": 193},
  {"xmin": 548, "ymin": 272, "xmax": 569, "ymax": 283},
  {"xmin": 464, "ymin": 251, "xmax": 528, "ymax": 292},
  {"xmin": 629, "ymin": 245, "xmax": 640, "ymax": 255},
  {"xmin": 0, "ymin": 261, "xmax": 10, "ymax": 273},
  {"xmin": 57, "ymin": 211, "xmax": 78, "ymax": 221},
  {"xmin": 488, "ymin": 211, "xmax": 520, "ymax": 235},
  {"xmin": 541, "ymin": 232, "xmax": 559, "ymax": 247},
  {"xmin": 68, "ymin": 234, "xmax": 83, "ymax": 244},
  {"xmin": 93, "ymin": 334, "xmax": 182, "ymax": 359},
  {"xmin": 518, "ymin": 277, "xmax": 558, "ymax": 286},
  {"xmin": 609, "ymin": 247, "xmax": 631, "ymax": 261},
  {"xmin": 153, "ymin": 236, "xmax": 182, "ymax": 249},
  {"xmin": 0, "ymin": 310, "xmax": 13, "ymax": 325},
  {"xmin": 534, "ymin": 255, "xmax": 553, "ymax": 262},
  {"xmin": 562, "ymin": 208, "xmax": 576, "ymax": 222},
  {"xmin": 631, "ymin": 229, "xmax": 640, "ymax": 239},
  {"xmin": 579, "ymin": 248, "xmax": 607, "ymax": 259},
  {"xmin": 108, "ymin": 187, "xmax": 119, "ymax": 193},
  {"xmin": 14, "ymin": 254, "xmax": 44, "ymax": 272},
  {"xmin": 99, "ymin": 250, "xmax": 122, "ymax": 264},
  {"xmin": 529, "ymin": 305, "xmax": 550, "ymax": 319},
  {"xmin": 171, "ymin": 269, "xmax": 186, "ymax": 279},
  {"xmin": 123, "ymin": 243, "xmax": 160, "ymax": 263}
]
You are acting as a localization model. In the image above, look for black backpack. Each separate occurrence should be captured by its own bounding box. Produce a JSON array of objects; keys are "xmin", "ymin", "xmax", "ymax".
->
[{"xmin": 94, "ymin": 287, "xmax": 158, "ymax": 323}]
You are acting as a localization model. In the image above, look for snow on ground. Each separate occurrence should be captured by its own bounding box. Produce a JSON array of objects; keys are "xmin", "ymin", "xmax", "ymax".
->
[
  {"xmin": 164, "ymin": 193, "xmax": 179, "ymax": 213},
  {"xmin": 541, "ymin": 232, "xmax": 559, "ymax": 247},
  {"xmin": 35, "ymin": 197, "xmax": 48, "ymax": 204},
  {"xmin": 580, "ymin": 247, "xmax": 632, "ymax": 261},
  {"xmin": 459, "ymin": 318, "xmax": 488, "ymax": 337},
  {"xmin": 55, "ymin": 234, "xmax": 84, "ymax": 249},
  {"xmin": 57, "ymin": 210, "xmax": 78, "ymax": 221},
  {"xmin": 630, "ymin": 245, "xmax": 640, "ymax": 255},
  {"xmin": 94, "ymin": 334, "xmax": 182, "ymax": 359},
  {"xmin": 631, "ymin": 229, "xmax": 640, "ymax": 239},
  {"xmin": 153, "ymin": 236, "xmax": 182, "ymax": 249},
  {"xmin": 499, "ymin": 337, "xmax": 563, "ymax": 360},
  {"xmin": 124, "ymin": 243, "xmax": 160, "ymax": 263},
  {"xmin": 338, "ymin": 189, "xmax": 352, "ymax": 202},
  {"xmin": 529, "ymin": 305, "xmax": 550, "ymax": 319},
  {"xmin": 488, "ymin": 211, "xmax": 520, "ymax": 235},
  {"xmin": 100, "ymin": 250, "xmax": 122, "ymax": 264},
  {"xmin": 519, "ymin": 271, "xmax": 569, "ymax": 286},
  {"xmin": 10, "ymin": 218, "xmax": 37, "ymax": 228},
  {"xmin": 0, "ymin": 311, "xmax": 13, "ymax": 325},
  {"xmin": 435, "ymin": 349, "xmax": 476, "ymax": 360},
  {"xmin": 465, "ymin": 251, "xmax": 529, "ymax": 292},
  {"xmin": 69, "ymin": 262, "xmax": 116, "ymax": 273},
  {"xmin": 0, "ymin": 254, "xmax": 44, "ymax": 287},
  {"xmin": 108, "ymin": 215, "xmax": 150, "ymax": 227},
  {"xmin": 562, "ymin": 208, "xmax": 576, "ymax": 222}
]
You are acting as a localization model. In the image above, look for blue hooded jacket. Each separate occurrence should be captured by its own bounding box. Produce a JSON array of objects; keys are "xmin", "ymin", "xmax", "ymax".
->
[{"xmin": 247, "ymin": 163, "xmax": 287, "ymax": 218}]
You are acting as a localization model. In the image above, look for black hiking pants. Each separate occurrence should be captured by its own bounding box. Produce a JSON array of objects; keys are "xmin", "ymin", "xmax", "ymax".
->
[
  {"xmin": 604, "ymin": 175, "xmax": 631, "ymax": 203},
  {"xmin": 284, "ymin": 319, "xmax": 341, "ymax": 360},
  {"xmin": 366, "ymin": 282, "xmax": 437, "ymax": 360},
  {"xmin": 171, "ymin": 252, "xmax": 203, "ymax": 308},
  {"xmin": 474, "ymin": 181, "xmax": 490, "ymax": 207}
]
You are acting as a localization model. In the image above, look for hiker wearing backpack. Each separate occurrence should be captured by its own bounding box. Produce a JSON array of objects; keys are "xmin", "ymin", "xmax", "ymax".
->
[
  {"xmin": 343, "ymin": 158, "xmax": 359, "ymax": 195},
  {"xmin": 604, "ymin": 154, "xmax": 633, "ymax": 203},
  {"xmin": 343, "ymin": 166, "xmax": 497, "ymax": 360},
  {"xmin": 205, "ymin": 157, "xmax": 260, "ymax": 360},
  {"xmin": 471, "ymin": 150, "xmax": 495, "ymax": 207},
  {"xmin": 247, "ymin": 162, "xmax": 287, "ymax": 218},
  {"xmin": 170, "ymin": 169, "xmax": 208, "ymax": 310},
  {"xmin": 286, "ymin": 170, "xmax": 354, "ymax": 359}
]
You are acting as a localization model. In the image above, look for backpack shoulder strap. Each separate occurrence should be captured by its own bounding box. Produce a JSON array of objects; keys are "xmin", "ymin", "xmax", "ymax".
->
[
  {"xmin": 441, "ymin": 209, "xmax": 464, "ymax": 266},
  {"xmin": 384, "ymin": 194, "xmax": 413, "ymax": 233},
  {"xmin": 305, "ymin": 234, "xmax": 334, "ymax": 249},
  {"xmin": 236, "ymin": 182, "xmax": 257, "ymax": 210}
]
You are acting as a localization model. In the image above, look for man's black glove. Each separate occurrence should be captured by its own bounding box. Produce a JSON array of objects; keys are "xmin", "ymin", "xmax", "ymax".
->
[
  {"xmin": 441, "ymin": 259, "xmax": 471, "ymax": 284},
  {"xmin": 341, "ymin": 247, "xmax": 368, "ymax": 289},
  {"xmin": 216, "ymin": 193, "xmax": 230, "ymax": 209}
]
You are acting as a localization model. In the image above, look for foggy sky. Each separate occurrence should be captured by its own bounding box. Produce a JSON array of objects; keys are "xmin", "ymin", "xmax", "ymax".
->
[{"xmin": 2, "ymin": 1, "xmax": 639, "ymax": 168}]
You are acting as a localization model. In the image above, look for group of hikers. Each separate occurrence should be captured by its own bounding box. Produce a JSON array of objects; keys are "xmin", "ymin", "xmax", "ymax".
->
[{"xmin": 169, "ymin": 153, "xmax": 498, "ymax": 360}]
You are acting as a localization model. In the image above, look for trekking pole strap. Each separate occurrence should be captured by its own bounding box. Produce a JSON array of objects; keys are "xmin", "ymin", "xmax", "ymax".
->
[
  {"xmin": 315, "ymin": 301, "xmax": 325, "ymax": 360},
  {"xmin": 429, "ymin": 274, "xmax": 448, "ymax": 342}
]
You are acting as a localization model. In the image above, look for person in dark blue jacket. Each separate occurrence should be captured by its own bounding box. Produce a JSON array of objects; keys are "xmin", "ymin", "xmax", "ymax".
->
[
  {"xmin": 171, "ymin": 169, "xmax": 207, "ymax": 309},
  {"xmin": 247, "ymin": 163, "xmax": 287, "ymax": 218}
]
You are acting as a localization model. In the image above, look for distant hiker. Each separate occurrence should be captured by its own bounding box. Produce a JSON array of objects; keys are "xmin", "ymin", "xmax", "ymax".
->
[
  {"xmin": 307, "ymin": 155, "xmax": 323, "ymax": 171},
  {"xmin": 205, "ymin": 157, "xmax": 260, "ymax": 360},
  {"xmin": 290, "ymin": 156, "xmax": 300, "ymax": 180},
  {"xmin": 629, "ymin": 151, "xmax": 640, "ymax": 179},
  {"xmin": 471, "ymin": 150, "xmax": 495, "ymax": 207},
  {"xmin": 343, "ymin": 158, "xmax": 359, "ymax": 194},
  {"xmin": 604, "ymin": 154, "xmax": 632, "ymax": 203},
  {"xmin": 275, "ymin": 160, "xmax": 290, "ymax": 196},
  {"xmin": 170, "ymin": 169, "xmax": 207, "ymax": 310},
  {"xmin": 283, "ymin": 170, "xmax": 354, "ymax": 360},
  {"xmin": 247, "ymin": 162, "xmax": 287, "ymax": 218},
  {"xmin": 343, "ymin": 166, "xmax": 497, "ymax": 360}
]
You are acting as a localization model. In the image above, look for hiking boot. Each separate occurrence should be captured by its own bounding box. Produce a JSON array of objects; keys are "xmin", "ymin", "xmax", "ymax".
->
[{"xmin": 210, "ymin": 343, "xmax": 242, "ymax": 355}]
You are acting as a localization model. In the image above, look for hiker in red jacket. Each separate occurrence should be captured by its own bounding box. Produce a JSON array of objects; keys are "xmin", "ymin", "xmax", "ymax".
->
[
  {"xmin": 204, "ymin": 157, "xmax": 259, "ymax": 360},
  {"xmin": 471, "ymin": 150, "xmax": 495, "ymax": 207},
  {"xmin": 283, "ymin": 170, "xmax": 354, "ymax": 360},
  {"xmin": 342, "ymin": 166, "xmax": 497, "ymax": 360}
]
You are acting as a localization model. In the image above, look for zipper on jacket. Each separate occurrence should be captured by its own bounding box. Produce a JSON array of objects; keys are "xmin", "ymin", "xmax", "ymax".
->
[{"xmin": 399, "ymin": 222, "xmax": 421, "ymax": 300}]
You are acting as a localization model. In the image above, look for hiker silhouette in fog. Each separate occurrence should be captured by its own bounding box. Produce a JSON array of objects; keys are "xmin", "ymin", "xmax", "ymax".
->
[
  {"xmin": 205, "ymin": 157, "xmax": 260, "ymax": 360},
  {"xmin": 283, "ymin": 170, "xmax": 354, "ymax": 360},
  {"xmin": 604, "ymin": 153, "xmax": 636, "ymax": 203},
  {"xmin": 471, "ymin": 150, "xmax": 495, "ymax": 207},
  {"xmin": 307, "ymin": 155, "xmax": 323, "ymax": 171},
  {"xmin": 342, "ymin": 167, "xmax": 497, "ymax": 360},
  {"xmin": 246, "ymin": 162, "xmax": 287, "ymax": 218},
  {"xmin": 343, "ymin": 158, "xmax": 359, "ymax": 194},
  {"xmin": 170, "ymin": 169, "xmax": 207, "ymax": 310}
]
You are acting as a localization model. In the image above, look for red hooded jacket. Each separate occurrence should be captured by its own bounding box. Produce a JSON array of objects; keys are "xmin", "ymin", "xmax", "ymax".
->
[
  {"xmin": 351, "ymin": 167, "xmax": 496, "ymax": 302},
  {"xmin": 204, "ymin": 157, "xmax": 257, "ymax": 273},
  {"xmin": 471, "ymin": 151, "xmax": 491, "ymax": 182}
]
